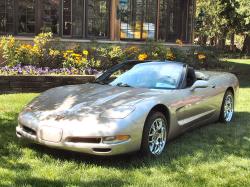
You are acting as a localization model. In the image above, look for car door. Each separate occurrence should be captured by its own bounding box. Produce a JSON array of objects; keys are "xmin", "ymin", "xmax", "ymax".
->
[{"xmin": 174, "ymin": 69, "xmax": 218, "ymax": 129}]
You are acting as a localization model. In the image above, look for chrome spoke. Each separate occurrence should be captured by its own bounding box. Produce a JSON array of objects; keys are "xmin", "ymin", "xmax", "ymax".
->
[
  {"xmin": 148, "ymin": 117, "xmax": 167, "ymax": 155},
  {"xmin": 224, "ymin": 95, "xmax": 234, "ymax": 122}
]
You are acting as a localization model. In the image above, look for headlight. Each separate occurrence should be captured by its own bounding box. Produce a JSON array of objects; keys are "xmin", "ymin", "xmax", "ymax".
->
[
  {"xmin": 100, "ymin": 106, "xmax": 135, "ymax": 119},
  {"xmin": 102, "ymin": 135, "xmax": 131, "ymax": 144}
]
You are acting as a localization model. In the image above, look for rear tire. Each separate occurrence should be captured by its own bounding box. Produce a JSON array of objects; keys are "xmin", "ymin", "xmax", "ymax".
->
[
  {"xmin": 140, "ymin": 112, "xmax": 168, "ymax": 157},
  {"xmin": 219, "ymin": 90, "xmax": 234, "ymax": 123}
]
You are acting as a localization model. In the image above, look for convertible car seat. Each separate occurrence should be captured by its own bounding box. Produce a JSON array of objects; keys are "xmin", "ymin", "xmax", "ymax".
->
[{"xmin": 186, "ymin": 67, "xmax": 197, "ymax": 87}]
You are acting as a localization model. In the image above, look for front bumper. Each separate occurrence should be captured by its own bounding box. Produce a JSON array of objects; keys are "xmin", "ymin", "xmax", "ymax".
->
[{"xmin": 16, "ymin": 125, "xmax": 138, "ymax": 156}]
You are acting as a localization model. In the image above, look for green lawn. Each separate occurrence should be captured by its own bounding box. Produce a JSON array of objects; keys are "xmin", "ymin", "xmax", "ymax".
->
[{"xmin": 0, "ymin": 59, "xmax": 250, "ymax": 187}]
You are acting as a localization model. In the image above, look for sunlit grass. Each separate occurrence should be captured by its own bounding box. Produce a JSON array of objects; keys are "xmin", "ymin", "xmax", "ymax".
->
[{"xmin": 0, "ymin": 59, "xmax": 250, "ymax": 186}]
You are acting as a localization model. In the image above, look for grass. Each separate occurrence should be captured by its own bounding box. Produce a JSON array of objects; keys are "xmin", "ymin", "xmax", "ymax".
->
[{"xmin": 0, "ymin": 59, "xmax": 250, "ymax": 187}]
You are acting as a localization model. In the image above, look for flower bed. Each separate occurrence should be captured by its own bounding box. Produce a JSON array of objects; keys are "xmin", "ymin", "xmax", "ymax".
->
[
  {"xmin": 0, "ymin": 64, "xmax": 99, "ymax": 76},
  {"xmin": 0, "ymin": 33, "xmax": 225, "ymax": 75}
]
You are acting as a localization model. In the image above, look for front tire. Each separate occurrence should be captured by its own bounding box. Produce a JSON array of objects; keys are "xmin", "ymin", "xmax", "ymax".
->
[
  {"xmin": 219, "ymin": 90, "xmax": 234, "ymax": 123},
  {"xmin": 141, "ymin": 112, "xmax": 168, "ymax": 157}
]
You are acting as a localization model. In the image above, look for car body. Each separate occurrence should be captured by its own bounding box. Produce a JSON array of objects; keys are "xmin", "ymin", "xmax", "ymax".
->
[{"xmin": 16, "ymin": 61, "xmax": 239, "ymax": 156}]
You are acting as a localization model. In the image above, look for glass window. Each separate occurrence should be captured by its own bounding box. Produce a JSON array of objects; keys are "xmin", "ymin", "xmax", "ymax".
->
[
  {"xmin": 72, "ymin": 0, "xmax": 84, "ymax": 37},
  {"xmin": 0, "ymin": 0, "xmax": 14, "ymax": 34},
  {"xmin": 63, "ymin": 0, "xmax": 84, "ymax": 37},
  {"xmin": 110, "ymin": 63, "xmax": 183, "ymax": 89},
  {"xmin": 41, "ymin": 0, "xmax": 59, "ymax": 35},
  {"xmin": 120, "ymin": 0, "xmax": 157, "ymax": 40},
  {"xmin": 18, "ymin": 0, "xmax": 36, "ymax": 34},
  {"xmin": 159, "ymin": 0, "xmax": 190, "ymax": 42},
  {"xmin": 87, "ymin": 0, "xmax": 109, "ymax": 38}
]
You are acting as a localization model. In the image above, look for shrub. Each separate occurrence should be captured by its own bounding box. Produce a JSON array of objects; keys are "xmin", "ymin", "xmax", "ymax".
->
[
  {"xmin": 16, "ymin": 44, "xmax": 41, "ymax": 66},
  {"xmin": 0, "ymin": 36, "xmax": 20, "ymax": 66},
  {"xmin": 140, "ymin": 41, "xmax": 168, "ymax": 60},
  {"xmin": 0, "ymin": 33, "xmax": 227, "ymax": 73},
  {"xmin": 94, "ymin": 45, "xmax": 125, "ymax": 70},
  {"xmin": 166, "ymin": 48, "xmax": 176, "ymax": 61},
  {"xmin": 48, "ymin": 49, "xmax": 64, "ymax": 68},
  {"xmin": 33, "ymin": 32, "xmax": 54, "ymax": 67},
  {"xmin": 62, "ymin": 50, "xmax": 88, "ymax": 69},
  {"xmin": 124, "ymin": 46, "xmax": 141, "ymax": 60}
]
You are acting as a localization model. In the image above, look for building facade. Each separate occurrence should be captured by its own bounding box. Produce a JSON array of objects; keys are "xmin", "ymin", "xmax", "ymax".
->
[{"xmin": 0, "ymin": 0, "xmax": 195, "ymax": 43}]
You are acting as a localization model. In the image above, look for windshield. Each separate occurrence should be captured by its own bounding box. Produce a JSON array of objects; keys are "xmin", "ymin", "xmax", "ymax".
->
[{"xmin": 110, "ymin": 63, "xmax": 183, "ymax": 89}]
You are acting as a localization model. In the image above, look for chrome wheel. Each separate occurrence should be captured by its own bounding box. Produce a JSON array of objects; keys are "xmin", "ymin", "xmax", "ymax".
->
[
  {"xmin": 148, "ymin": 118, "xmax": 167, "ymax": 155},
  {"xmin": 224, "ymin": 94, "xmax": 234, "ymax": 122}
]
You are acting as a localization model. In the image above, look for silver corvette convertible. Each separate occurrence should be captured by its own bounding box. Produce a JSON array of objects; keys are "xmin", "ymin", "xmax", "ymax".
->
[{"xmin": 16, "ymin": 61, "xmax": 239, "ymax": 157}]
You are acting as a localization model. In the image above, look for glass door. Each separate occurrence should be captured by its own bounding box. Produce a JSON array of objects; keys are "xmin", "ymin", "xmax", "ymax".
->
[
  {"xmin": 87, "ymin": 0, "xmax": 109, "ymax": 38},
  {"xmin": 0, "ymin": 0, "xmax": 14, "ymax": 34},
  {"xmin": 62, "ymin": 0, "xmax": 84, "ymax": 38},
  {"xmin": 17, "ymin": 0, "xmax": 36, "ymax": 34},
  {"xmin": 41, "ymin": 0, "xmax": 60, "ymax": 35}
]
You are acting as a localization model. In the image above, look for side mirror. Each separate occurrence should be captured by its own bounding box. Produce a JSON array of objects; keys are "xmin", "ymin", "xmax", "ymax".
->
[{"xmin": 190, "ymin": 80, "xmax": 209, "ymax": 91}]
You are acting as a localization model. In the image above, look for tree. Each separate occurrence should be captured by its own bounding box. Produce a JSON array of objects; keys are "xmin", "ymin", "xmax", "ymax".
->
[
  {"xmin": 195, "ymin": 0, "xmax": 250, "ymax": 52},
  {"xmin": 236, "ymin": 0, "xmax": 250, "ymax": 53}
]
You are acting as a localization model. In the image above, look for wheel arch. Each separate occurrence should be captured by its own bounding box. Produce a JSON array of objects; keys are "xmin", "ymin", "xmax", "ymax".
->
[
  {"xmin": 147, "ymin": 104, "xmax": 170, "ymax": 132},
  {"xmin": 226, "ymin": 87, "xmax": 234, "ymax": 96}
]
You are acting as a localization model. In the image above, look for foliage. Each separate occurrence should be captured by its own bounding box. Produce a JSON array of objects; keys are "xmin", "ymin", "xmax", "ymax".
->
[
  {"xmin": 124, "ymin": 46, "xmax": 141, "ymax": 60},
  {"xmin": 140, "ymin": 41, "xmax": 169, "ymax": 60},
  {"xmin": 0, "ymin": 33, "xmax": 228, "ymax": 74},
  {"xmin": 166, "ymin": 48, "xmax": 176, "ymax": 61},
  {"xmin": 196, "ymin": 0, "xmax": 250, "ymax": 50},
  {"xmin": 94, "ymin": 45, "xmax": 125, "ymax": 70},
  {"xmin": 48, "ymin": 49, "xmax": 64, "ymax": 68},
  {"xmin": 0, "ymin": 36, "xmax": 20, "ymax": 66},
  {"xmin": 16, "ymin": 44, "xmax": 40, "ymax": 66},
  {"xmin": 62, "ymin": 50, "xmax": 88, "ymax": 69}
]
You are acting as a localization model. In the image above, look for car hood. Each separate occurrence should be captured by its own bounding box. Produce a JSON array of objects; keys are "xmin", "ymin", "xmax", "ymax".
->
[{"xmin": 22, "ymin": 83, "xmax": 163, "ymax": 120}]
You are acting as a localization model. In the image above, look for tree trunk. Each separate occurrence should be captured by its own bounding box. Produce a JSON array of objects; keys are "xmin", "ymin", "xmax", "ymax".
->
[
  {"xmin": 200, "ymin": 35, "xmax": 207, "ymax": 45},
  {"xmin": 230, "ymin": 33, "xmax": 235, "ymax": 51},
  {"xmin": 242, "ymin": 34, "xmax": 250, "ymax": 54},
  {"xmin": 210, "ymin": 37, "xmax": 215, "ymax": 46}
]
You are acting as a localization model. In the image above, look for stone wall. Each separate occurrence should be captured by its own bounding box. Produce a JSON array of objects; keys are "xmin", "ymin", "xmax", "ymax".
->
[{"xmin": 0, "ymin": 76, "xmax": 95, "ymax": 93}]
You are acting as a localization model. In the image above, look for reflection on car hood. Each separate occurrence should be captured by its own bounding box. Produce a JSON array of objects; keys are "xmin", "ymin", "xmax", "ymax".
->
[{"xmin": 24, "ymin": 83, "xmax": 163, "ymax": 118}]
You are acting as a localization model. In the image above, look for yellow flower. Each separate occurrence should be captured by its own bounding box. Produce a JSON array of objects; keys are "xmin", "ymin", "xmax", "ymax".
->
[
  {"xmin": 63, "ymin": 52, "xmax": 68, "ymax": 58},
  {"xmin": 49, "ymin": 49, "xmax": 60, "ymax": 57},
  {"xmin": 82, "ymin": 50, "xmax": 89, "ymax": 56},
  {"xmin": 31, "ymin": 46, "xmax": 40, "ymax": 53},
  {"xmin": 198, "ymin": 53, "xmax": 206, "ymax": 61},
  {"xmin": 138, "ymin": 53, "xmax": 148, "ymax": 61},
  {"xmin": 166, "ymin": 49, "xmax": 176, "ymax": 61},
  {"xmin": 176, "ymin": 39, "xmax": 183, "ymax": 47},
  {"xmin": 125, "ymin": 46, "xmax": 140, "ymax": 55},
  {"xmin": 72, "ymin": 53, "xmax": 81, "ymax": 58},
  {"xmin": 152, "ymin": 52, "xmax": 158, "ymax": 57},
  {"xmin": 66, "ymin": 50, "xmax": 74, "ymax": 53}
]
